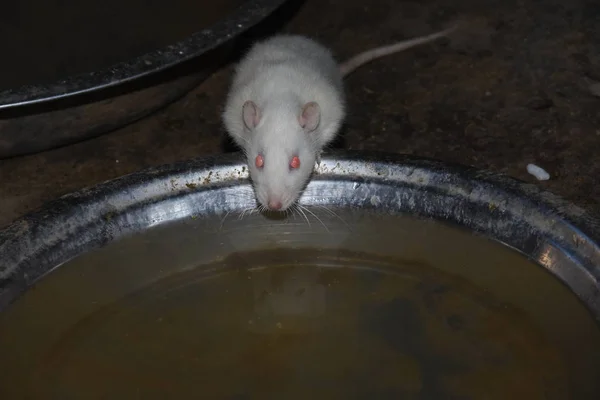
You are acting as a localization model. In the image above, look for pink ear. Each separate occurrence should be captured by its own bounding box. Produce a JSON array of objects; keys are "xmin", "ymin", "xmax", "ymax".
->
[
  {"xmin": 242, "ymin": 100, "xmax": 261, "ymax": 130},
  {"xmin": 298, "ymin": 102, "xmax": 320, "ymax": 132}
]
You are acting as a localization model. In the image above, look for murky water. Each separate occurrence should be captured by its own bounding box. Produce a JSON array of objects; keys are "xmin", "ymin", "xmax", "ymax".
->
[{"xmin": 0, "ymin": 213, "xmax": 599, "ymax": 399}]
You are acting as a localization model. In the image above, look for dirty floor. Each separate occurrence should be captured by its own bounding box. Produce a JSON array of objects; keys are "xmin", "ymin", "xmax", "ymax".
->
[{"xmin": 0, "ymin": 0, "xmax": 599, "ymax": 228}]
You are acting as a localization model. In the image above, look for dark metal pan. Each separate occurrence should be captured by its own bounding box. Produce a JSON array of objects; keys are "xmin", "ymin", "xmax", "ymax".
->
[{"xmin": 0, "ymin": 0, "xmax": 294, "ymax": 159}]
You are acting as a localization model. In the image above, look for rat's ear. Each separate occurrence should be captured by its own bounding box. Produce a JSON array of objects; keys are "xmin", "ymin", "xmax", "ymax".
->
[
  {"xmin": 299, "ymin": 102, "xmax": 320, "ymax": 132},
  {"xmin": 242, "ymin": 100, "xmax": 261, "ymax": 130}
]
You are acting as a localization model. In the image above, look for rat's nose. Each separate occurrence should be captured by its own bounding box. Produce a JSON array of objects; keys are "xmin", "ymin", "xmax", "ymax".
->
[{"xmin": 268, "ymin": 199, "xmax": 283, "ymax": 210}]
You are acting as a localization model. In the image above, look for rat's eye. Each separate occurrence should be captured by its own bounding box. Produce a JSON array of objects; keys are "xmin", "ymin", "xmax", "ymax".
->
[
  {"xmin": 255, "ymin": 154, "xmax": 264, "ymax": 169},
  {"xmin": 289, "ymin": 156, "xmax": 300, "ymax": 170}
]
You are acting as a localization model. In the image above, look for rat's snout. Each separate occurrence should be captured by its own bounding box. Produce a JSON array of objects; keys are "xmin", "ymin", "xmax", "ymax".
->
[{"xmin": 267, "ymin": 198, "xmax": 283, "ymax": 211}]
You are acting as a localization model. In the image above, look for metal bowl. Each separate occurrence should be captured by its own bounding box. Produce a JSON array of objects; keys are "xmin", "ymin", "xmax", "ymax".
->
[
  {"xmin": 1, "ymin": 151, "xmax": 599, "ymax": 398},
  {"xmin": 0, "ymin": 0, "xmax": 293, "ymax": 159}
]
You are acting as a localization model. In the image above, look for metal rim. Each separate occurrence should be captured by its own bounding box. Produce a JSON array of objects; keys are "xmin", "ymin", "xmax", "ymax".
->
[
  {"xmin": 1, "ymin": 150, "xmax": 599, "ymax": 320},
  {"xmin": 0, "ymin": 0, "xmax": 288, "ymax": 110}
]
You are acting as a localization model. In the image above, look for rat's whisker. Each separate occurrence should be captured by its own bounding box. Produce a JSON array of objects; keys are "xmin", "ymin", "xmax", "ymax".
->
[
  {"xmin": 298, "ymin": 205, "xmax": 329, "ymax": 233},
  {"xmin": 237, "ymin": 207, "xmax": 255, "ymax": 220},
  {"xmin": 314, "ymin": 205, "xmax": 351, "ymax": 230},
  {"xmin": 219, "ymin": 211, "xmax": 231, "ymax": 231},
  {"xmin": 294, "ymin": 204, "xmax": 311, "ymax": 227}
]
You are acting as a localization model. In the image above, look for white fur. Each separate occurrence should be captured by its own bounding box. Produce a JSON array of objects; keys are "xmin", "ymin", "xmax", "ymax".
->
[{"xmin": 222, "ymin": 35, "xmax": 346, "ymax": 211}]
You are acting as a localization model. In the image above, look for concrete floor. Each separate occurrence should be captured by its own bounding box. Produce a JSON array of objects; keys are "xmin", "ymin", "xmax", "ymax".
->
[{"xmin": 1, "ymin": 0, "xmax": 599, "ymax": 228}]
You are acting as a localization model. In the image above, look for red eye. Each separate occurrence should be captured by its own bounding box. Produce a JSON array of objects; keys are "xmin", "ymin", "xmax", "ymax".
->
[
  {"xmin": 255, "ymin": 154, "xmax": 264, "ymax": 168},
  {"xmin": 290, "ymin": 156, "xmax": 300, "ymax": 169}
]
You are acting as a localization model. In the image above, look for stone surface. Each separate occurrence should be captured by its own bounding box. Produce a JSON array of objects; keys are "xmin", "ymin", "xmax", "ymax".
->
[{"xmin": 0, "ymin": 0, "xmax": 599, "ymax": 228}]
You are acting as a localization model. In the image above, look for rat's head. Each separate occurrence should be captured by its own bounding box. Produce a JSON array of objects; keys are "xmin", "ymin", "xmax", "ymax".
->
[{"xmin": 241, "ymin": 99, "xmax": 321, "ymax": 212}]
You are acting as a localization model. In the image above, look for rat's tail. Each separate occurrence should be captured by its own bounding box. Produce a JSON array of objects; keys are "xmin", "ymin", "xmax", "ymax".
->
[{"xmin": 339, "ymin": 25, "xmax": 457, "ymax": 77}]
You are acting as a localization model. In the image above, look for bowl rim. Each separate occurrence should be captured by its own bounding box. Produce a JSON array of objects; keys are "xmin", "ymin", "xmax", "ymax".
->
[
  {"xmin": 1, "ymin": 150, "xmax": 599, "ymax": 320},
  {"xmin": 0, "ymin": 0, "xmax": 289, "ymax": 110}
]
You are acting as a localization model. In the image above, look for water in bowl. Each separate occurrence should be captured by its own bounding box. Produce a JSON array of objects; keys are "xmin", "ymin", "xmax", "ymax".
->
[{"xmin": 0, "ymin": 212, "xmax": 598, "ymax": 399}]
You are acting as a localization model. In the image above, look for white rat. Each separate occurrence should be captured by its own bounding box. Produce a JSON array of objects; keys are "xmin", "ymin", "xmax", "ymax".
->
[{"xmin": 222, "ymin": 25, "xmax": 456, "ymax": 212}]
